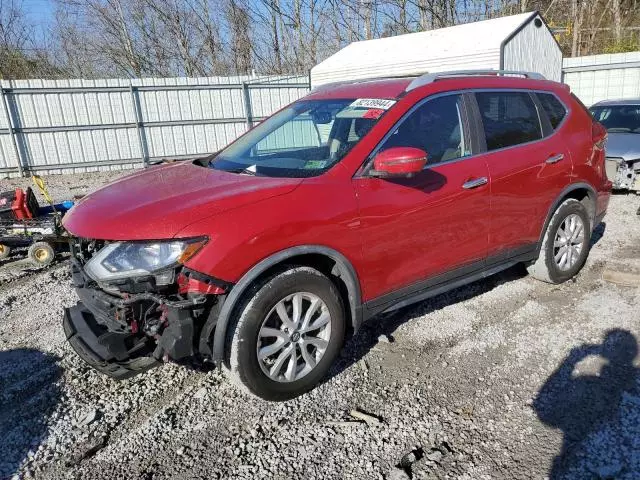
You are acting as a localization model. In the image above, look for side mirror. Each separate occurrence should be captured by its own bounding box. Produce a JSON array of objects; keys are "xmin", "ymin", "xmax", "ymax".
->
[{"xmin": 370, "ymin": 147, "xmax": 428, "ymax": 178}]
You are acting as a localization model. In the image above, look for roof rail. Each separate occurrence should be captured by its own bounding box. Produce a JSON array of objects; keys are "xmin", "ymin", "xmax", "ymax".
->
[{"xmin": 405, "ymin": 70, "xmax": 546, "ymax": 92}]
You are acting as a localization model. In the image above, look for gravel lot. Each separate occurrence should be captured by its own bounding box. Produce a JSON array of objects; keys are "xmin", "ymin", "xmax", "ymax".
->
[{"xmin": 1, "ymin": 172, "xmax": 640, "ymax": 480}]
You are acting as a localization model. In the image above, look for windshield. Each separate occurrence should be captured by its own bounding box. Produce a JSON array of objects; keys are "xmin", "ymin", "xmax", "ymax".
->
[
  {"xmin": 209, "ymin": 98, "xmax": 394, "ymax": 177},
  {"xmin": 590, "ymin": 105, "xmax": 640, "ymax": 134}
]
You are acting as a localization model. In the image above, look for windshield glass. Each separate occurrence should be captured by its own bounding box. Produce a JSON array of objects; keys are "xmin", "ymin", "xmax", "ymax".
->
[
  {"xmin": 209, "ymin": 98, "xmax": 394, "ymax": 177},
  {"xmin": 590, "ymin": 105, "xmax": 640, "ymax": 134}
]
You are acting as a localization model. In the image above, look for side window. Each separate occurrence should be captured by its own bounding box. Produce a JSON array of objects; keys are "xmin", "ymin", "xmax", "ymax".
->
[
  {"xmin": 475, "ymin": 92, "xmax": 542, "ymax": 151},
  {"xmin": 378, "ymin": 94, "xmax": 469, "ymax": 165},
  {"xmin": 537, "ymin": 93, "xmax": 567, "ymax": 130}
]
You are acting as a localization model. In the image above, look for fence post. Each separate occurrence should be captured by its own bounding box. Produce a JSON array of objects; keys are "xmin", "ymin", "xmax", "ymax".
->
[
  {"xmin": 1, "ymin": 82, "xmax": 25, "ymax": 177},
  {"xmin": 129, "ymin": 84, "xmax": 149, "ymax": 167},
  {"xmin": 241, "ymin": 82, "xmax": 253, "ymax": 129}
]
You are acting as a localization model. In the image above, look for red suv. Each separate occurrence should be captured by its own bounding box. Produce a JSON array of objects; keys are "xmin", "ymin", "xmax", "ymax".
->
[{"xmin": 63, "ymin": 71, "xmax": 611, "ymax": 400}]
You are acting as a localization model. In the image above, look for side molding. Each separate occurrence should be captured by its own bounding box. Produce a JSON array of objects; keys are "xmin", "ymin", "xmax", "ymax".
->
[{"xmin": 206, "ymin": 245, "xmax": 362, "ymax": 363}]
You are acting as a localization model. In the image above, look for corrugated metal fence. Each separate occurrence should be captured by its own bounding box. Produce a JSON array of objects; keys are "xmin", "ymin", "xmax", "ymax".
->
[
  {"xmin": 0, "ymin": 75, "xmax": 311, "ymax": 178},
  {"xmin": 563, "ymin": 51, "xmax": 640, "ymax": 106}
]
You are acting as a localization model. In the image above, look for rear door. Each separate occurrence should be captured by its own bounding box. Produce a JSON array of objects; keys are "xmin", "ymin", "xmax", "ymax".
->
[
  {"xmin": 353, "ymin": 92, "xmax": 491, "ymax": 304},
  {"xmin": 472, "ymin": 90, "xmax": 571, "ymax": 261}
]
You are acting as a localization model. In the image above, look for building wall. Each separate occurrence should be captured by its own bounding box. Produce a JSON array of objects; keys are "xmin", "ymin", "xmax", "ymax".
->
[
  {"xmin": 0, "ymin": 76, "xmax": 310, "ymax": 177},
  {"xmin": 310, "ymin": 13, "xmax": 538, "ymax": 87},
  {"xmin": 562, "ymin": 52, "xmax": 640, "ymax": 106},
  {"xmin": 502, "ymin": 14, "xmax": 563, "ymax": 81}
]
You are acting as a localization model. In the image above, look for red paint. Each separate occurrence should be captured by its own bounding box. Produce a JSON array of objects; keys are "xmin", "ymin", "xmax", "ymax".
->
[
  {"xmin": 64, "ymin": 75, "xmax": 611, "ymax": 304},
  {"xmin": 373, "ymin": 147, "xmax": 427, "ymax": 176}
]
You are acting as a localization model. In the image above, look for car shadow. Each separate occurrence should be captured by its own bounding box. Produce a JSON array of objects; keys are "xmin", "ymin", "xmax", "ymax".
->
[
  {"xmin": 0, "ymin": 348, "xmax": 62, "ymax": 478},
  {"xmin": 590, "ymin": 221, "xmax": 606, "ymax": 247},
  {"xmin": 327, "ymin": 220, "xmax": 607, "ymax": 385},
  {"xmin": 327, "ymin": 263, "xmax": 529, "ymax": 382},
  {"xmin": 533, "ymin": 329, "xmax": 640, "ymax": 479}
]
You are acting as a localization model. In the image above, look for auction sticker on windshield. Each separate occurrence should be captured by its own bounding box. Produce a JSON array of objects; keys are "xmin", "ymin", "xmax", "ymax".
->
[{"xmin": 350, "ymin": 98, "xmax": 396, "ymax": 110}]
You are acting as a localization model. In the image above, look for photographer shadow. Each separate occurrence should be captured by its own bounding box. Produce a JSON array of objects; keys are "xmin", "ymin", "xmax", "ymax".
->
[
  {"xmin": 0, "ymin": 348, "xmax": 62, "ymax": 478},
  {"xmin": 534, "ymin": 329, "xmax": 640, "ymax": 479}
]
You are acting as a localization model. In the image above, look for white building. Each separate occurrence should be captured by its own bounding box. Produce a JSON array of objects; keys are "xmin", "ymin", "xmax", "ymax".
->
[
  {"xmin": 311, "ymin": 11, "xmax": 562, "ymax": 87},
  {"xmin": 563, "ymin": 52, "xmax": 640, "ymax": 106}
]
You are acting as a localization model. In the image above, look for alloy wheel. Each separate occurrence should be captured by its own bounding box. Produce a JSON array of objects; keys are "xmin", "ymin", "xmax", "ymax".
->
[
  {"xmin": 256, "ymin": 292, "xmax": 332, "ymax": 383},
  {"xmin": 553, "ymin": 213, "xmax": 585, "ymax": 271}
]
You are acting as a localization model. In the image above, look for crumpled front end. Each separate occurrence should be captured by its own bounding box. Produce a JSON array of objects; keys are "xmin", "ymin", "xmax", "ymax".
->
[
  {"xmin": 63, "ymin": 238, "xmax": 228, "ymax": 379},
  {"xmin": 605, "ymin": 157, "xmax": 640, "ymax": 192}
]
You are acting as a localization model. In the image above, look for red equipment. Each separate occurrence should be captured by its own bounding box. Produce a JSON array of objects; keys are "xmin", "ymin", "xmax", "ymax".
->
[{"xmin": 0, "ymin": 187, "xmax": 39, "ymax": 220}]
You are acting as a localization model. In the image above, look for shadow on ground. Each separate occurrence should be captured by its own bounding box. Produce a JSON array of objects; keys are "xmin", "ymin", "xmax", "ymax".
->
[
  {"xmin": 329, "ymin": 220, "xmax": 608, "ymax": 384},
  {"xmin": 328, "ymin": 262, "xmax": 529, "ymax": 382},
  {"xmin": 534, "ymin": 329, "xmax": 640, "ymax": 480},
  {"xmin": 0, "ymin": 348, "xmax": 62, "ymax": 478}
]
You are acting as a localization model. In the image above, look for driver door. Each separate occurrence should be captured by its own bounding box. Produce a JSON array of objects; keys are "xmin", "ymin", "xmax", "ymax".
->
[{"xmin": 353, "ymin": 93, "xmax": 491, "ymax": 304}]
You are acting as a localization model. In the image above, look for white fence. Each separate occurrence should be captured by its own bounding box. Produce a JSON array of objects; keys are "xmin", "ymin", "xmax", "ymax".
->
[
  {"xmin": 0, "ymin": 75, "xmax": 310, "ymax": 178},
  {"xmin": 563, "ymin": 52, "xmax": 640, "ymax": 106},
  {"xmin": 4, "ymin": 56, "xmax": 638, "ymax": 178}
]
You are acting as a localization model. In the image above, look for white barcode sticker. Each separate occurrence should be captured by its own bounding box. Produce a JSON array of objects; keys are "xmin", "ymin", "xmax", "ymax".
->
[{"xmin": 349, "ymin": 98, "xmax": 396, "ymax": 110}]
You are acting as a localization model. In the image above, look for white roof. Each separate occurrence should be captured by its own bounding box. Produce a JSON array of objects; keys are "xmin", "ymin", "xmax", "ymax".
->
[{"xmin": 311, "ymin": 12, "xmax": 535, "ymax": 86}]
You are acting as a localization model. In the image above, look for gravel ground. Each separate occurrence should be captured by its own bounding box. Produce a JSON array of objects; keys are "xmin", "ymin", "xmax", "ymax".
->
[{"xmin": 1, "ymin": 173, "xmax": 640, "ymax": 480}]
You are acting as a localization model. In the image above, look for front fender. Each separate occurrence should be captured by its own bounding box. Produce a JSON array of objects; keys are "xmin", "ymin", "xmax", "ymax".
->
[{"xmin": 199, "ymin": 245, "xmax": 363, "ymax": 363}]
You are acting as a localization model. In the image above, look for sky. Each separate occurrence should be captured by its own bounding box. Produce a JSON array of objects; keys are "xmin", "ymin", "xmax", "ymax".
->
[{"xmin": 20, "ymin": 0, "xmax": 57, "ymax": 43}]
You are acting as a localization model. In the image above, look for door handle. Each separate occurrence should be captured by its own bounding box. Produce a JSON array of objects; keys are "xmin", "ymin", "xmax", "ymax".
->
[
  {"xmin": 546, "ymin": 153, "xmax": 564, "ymax": 164},
  {"xmin": 462, "ymin": 177, "xmax": 488, "ymax": 189}
]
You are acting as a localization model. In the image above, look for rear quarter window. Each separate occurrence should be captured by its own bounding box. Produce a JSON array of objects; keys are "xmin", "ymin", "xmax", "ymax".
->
[
  {"xmin": 475, "ymin": 91, "xmax": 543, "ymax": 151},
  {"xmin": 536, "ymin": 93, "xmax": 567, "ymax": 130}
]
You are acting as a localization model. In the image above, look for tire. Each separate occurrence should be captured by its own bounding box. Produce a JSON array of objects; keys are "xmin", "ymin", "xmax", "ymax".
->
[
  {"xmin": 227, "ymin": 266, "xmax": 345, "ymax": 401},
  {"xmin": 28, "ymin": 241, "xmax": 55, "ymax": 267},
  {"xmin": 527, "ymin": 198, "xmax": 591, "ymax": 284},
  {"xmin": 0, "ymin": 244, "xmax": 10, "ymax": 260}
]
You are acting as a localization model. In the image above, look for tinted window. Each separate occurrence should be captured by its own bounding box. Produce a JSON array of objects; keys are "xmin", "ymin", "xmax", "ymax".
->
[
  {"xmin": 476, "ymin": 92, "xmax": 542, "ymax": 151},
  {"xmin": 378, "ymin": 94, "xmax": 469, "ymax": 165},
  {"xmin": 590, "ymin": 105, "xmax": 640, "ymax": 134},
  {"xmin": 537, "ymin": 93, "xmax": 567, "ymax": 130}
]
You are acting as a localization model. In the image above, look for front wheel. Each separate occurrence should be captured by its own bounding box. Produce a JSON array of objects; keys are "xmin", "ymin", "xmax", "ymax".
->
[
  {"xmin": 527, "ymin": 198, "xmax": 591, "ymax": 284},
  {"xmin": 227, "ymin": 267, "xmax": 345, "ymax": 401},
  {"xmin": 0, "ymin": 244, "xmax": 10, "ymax": 260}
]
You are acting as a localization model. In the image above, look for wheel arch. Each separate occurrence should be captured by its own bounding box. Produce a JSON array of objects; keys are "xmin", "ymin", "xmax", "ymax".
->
[
  {"xmin": 204, "ymin": 245, "xmax": 363, "ymax": 364},
  {"xmin": 537, "ymin": 183, "xmax": 597, "ymax": 251}
]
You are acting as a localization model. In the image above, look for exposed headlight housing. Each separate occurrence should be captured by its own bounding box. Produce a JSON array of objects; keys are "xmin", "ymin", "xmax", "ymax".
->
[{"xmin": 84, "ymin": 238, "xmax": 206, "ymax": 283}]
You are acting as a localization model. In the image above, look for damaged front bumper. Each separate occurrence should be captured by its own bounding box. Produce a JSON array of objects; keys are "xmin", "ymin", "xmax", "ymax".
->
[
  {"xmin": 605, "ymin": 157, "xmax": 640, "ymax": 192},
  {"xmin": 64, "ymin": 304, "xmax": 159, "ymax": 379},
  {"xmin": 63, "ymin": 242, "xmax": 228, "ymax": 380}
]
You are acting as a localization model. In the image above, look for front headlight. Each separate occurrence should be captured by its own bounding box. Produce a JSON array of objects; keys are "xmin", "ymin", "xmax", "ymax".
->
[{"xmin": 84, "ymin": 238, "xmax": 206, "ymax": 282}]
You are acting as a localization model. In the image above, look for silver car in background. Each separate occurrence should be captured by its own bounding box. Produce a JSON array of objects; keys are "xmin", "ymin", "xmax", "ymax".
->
[{"xmin": 590, "ymin": 99, "xmax": 640, "ymax": 192}]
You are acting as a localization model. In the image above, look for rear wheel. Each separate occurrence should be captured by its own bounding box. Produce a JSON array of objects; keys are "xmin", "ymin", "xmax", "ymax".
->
[
  {"xmin": 0, "ymin": 244, "xmax": 10, "ymax": 260},
  {"xmin": 28, "ymin": 241, "xmax": 55, "ymax": 267},
  {"xmin": 527, "ymin": 199, "xmax": 591, "ymax": 284},
  {"xmin": 227, "ymin": 267, "xmax": 345, "ymax": 401}
]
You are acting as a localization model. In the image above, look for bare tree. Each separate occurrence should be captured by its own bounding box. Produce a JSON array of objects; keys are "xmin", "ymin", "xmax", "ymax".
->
[
  {"xmin": 611, "ymin": 0, "xmax": 622, "ymax": 42},
  {"xmin": 0, "ymin": 0, "xmax": 631, "ymax": 79}
]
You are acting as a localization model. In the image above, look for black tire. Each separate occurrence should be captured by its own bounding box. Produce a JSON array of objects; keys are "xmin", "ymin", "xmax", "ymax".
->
[
  {"xmin": 28, "ymin": 241, "xmax": 55, "ymax": 267},
  {"xmin": 227, "ymin": 266, "xmax": 345, "ymax": 401},
  {"xmin": 527, "ymin": 199, "xmax": 591, "ymax": 284},
  {"xmin": 0, "ymin": 244, "xmax": 10, "ymax": 260}
]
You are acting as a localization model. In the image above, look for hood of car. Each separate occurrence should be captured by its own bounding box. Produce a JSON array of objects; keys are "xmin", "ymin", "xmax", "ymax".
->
[
  {"xmin": 605, "ymin": 132, "xmax": 640, "ymax": 162},
  {"xmin": 63, "ymin": 161, "xmax": 302, "ymax": 240}
]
